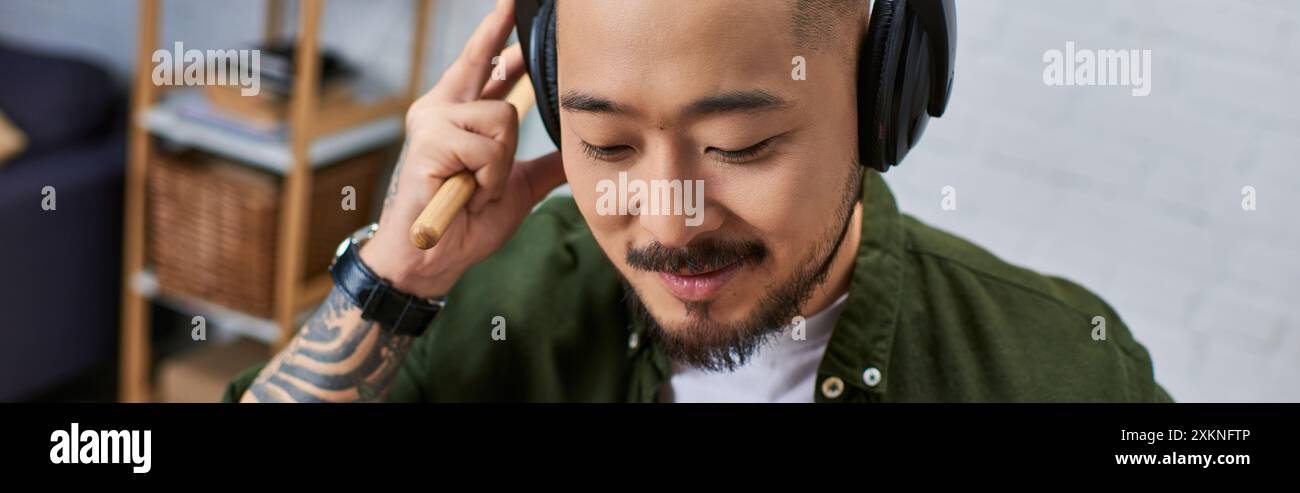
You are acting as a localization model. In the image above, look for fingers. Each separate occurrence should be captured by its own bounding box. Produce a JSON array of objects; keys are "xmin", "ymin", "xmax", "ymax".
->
[
  {"xmin": 479, "ymin": 44, "xmax": 526, "ymax": 100},
  {"xmin": 442, "ymin": 129, "xmax": 513, "ymax": 212},
  {"xmin": 519, "ymin": 151, "xmax": 567, "ymax": 204},
  {"xmin": 429, "ymin": 0, "xmax": 517, "ymax": 103},
  {"xmin": 443, "ymin": 100, "xmax": 520, "ymax": 144}
]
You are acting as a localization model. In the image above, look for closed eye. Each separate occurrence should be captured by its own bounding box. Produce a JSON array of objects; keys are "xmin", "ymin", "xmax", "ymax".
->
[
  {"xmin": 578, "ymin": 135, "xmax": 781, "ymax": 164},
  {"xmin": 578, "ymin": 141, "xmax": 634, "ymax": 162},
  {"xmin": 707, "ymin": 136, "xmax": 777, "ymax": 164}
]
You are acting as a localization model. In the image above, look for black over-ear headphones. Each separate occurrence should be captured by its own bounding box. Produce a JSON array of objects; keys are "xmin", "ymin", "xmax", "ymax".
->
[{"xmin": 515, "ymin": 0, "xmax": 955, "ymax": 172}]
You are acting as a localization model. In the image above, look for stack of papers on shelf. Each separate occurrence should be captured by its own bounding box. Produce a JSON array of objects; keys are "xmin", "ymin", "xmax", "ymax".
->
[{"xmin": 167, "ymin": 89, "xmax": 287, "ymax": 141}]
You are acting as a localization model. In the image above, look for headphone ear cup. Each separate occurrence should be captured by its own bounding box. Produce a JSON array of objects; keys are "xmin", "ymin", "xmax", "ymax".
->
[
  {"xmin": 860, "ymin": 0, "xmax": 944, "ymax": 172},
  {"xmin": 541, "ymin": 0, "xmax": 561, "ymax": 146},
  {"xmin": 894, "ymin": 21, "xmax": 933, "ymax": 164},
  {"xmin": 525, "ymin": 0, "xmax": 562, "ymax": 147},
  {"xmin": 858, "ymin": 0, "xmax": 899, "ymax": 172}
]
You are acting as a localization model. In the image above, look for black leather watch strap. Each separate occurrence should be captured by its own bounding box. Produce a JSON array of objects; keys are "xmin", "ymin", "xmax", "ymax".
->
[{"xmin": 329, "ymin": 238, "xmax": 443, "ymax": 337}]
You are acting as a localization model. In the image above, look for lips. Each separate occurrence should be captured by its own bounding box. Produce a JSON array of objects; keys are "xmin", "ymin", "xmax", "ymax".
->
[{"xmin": 657, "ymin": 263, "xmax": 742, "ymax": 301}]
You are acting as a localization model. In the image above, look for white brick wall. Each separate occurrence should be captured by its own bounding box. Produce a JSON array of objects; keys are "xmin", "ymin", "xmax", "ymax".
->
[
  {"xmin": 891, "ymin": 0, "xmax": 1300, "ymax": 402},
  {"xmin": 4, "ymin": 0, "xmax": 1295, "ymax": 401}
]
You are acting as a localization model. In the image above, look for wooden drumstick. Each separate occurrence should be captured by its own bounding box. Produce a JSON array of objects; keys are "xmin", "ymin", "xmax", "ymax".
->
[{"xmin": 409, "ymin": 73, "xmax": 537, "ymax": 249}]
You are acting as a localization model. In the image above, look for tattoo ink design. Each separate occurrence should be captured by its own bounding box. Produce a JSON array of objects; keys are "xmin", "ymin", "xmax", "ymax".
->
[
  {"xmin": 245, "ymin": 287, "xmax": 414, "ymax": 403},
  {"xmin": 382, "ymin": 142, "xmax": 409, "ymax": 213}
]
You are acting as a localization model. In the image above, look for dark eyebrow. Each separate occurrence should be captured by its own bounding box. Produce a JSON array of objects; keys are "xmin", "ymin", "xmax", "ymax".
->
[
  {"xmin": 559, "ymin": 89, "xmax": 790, "ymax": 118},
  {"xmin": 560, "ymin": 91, "xmax": 633, "ymax": 115},
  {"xmin": 685, "ymin": 90, "xmax": 789, "ymax": 116}
]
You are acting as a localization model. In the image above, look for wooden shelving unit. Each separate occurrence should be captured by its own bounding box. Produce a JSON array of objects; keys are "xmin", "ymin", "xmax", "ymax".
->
[{"xmin": 118, "ymin": 0, "xmax": 433, "ymax": 402}]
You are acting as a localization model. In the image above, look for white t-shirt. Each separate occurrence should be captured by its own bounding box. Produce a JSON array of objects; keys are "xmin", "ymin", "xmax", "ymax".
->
[{"xmin": 658, "ymin": 294, "xmax": 849, "ymax": 403}]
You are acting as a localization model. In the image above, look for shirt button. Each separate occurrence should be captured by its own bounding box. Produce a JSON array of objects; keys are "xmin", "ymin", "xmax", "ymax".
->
[
  {"xmin": 862, "ymin": 367, "xmax": 882, "ymax": 387},
  {"xmin": 627, "ymin": 332, "xmax": 640, "ymax": 350},
  {"xmin": 820, "ymin": 376, "xmax": 845, "ymax": 399}
]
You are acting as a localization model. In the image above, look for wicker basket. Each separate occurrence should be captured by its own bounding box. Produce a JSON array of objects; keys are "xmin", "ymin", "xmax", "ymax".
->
[{"xmin": 148, "ymin": 146, "xmax": 390, "ymax": 318}]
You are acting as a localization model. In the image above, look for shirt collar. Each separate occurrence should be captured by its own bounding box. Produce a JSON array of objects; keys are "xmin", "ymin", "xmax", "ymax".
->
[{"xmin": 816, "ymin": 169, "xmax": 906, "ymax": 399}]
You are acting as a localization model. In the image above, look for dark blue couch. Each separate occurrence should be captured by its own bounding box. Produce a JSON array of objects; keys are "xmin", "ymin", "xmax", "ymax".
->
[{"xmin": 0, "ymin": 42, "xmax": 126, "ymax": 400}]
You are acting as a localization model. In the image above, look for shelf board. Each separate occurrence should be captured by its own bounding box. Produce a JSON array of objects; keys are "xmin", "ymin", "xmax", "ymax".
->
[
  {"xmin": 132, "ymin": 270, "xmax": 314, "ymax": 345},
  {"xmin": 141, "ymin": 89, "xmax": 403, "ymax": 174}
]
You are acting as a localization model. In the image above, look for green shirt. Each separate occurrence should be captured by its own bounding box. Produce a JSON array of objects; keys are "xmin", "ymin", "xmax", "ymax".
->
[{"xmin": 223, "ymin": 171, "xmax": 1173, "ymax": 403}]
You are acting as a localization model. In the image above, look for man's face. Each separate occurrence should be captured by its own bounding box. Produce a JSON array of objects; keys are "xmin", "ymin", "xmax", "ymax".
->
[{"xmin": 558, "ymin": 0, "xmax": 863, "ymax": 369}]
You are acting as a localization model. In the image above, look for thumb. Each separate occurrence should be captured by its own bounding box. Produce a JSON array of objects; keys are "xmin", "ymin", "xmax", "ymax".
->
[{"xmin": 520, "ymin": 151, "xmax": 566, "ymax": 204}]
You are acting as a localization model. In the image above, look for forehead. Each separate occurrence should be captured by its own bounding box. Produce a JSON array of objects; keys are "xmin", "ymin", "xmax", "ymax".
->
[{"xmin": 555, "ymin": 0, "xmax": 803, "ymax": 116}]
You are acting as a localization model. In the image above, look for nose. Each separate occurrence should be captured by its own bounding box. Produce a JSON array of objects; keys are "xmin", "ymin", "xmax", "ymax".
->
[{"xmin": 635, "ymin": 175, "xmax": 721, "ymax": 250}]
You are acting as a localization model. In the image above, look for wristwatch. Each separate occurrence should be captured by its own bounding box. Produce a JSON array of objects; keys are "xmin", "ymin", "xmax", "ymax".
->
[{"xmin": 329, "ymin": 223, "xmax": 445, "ymax": 337}]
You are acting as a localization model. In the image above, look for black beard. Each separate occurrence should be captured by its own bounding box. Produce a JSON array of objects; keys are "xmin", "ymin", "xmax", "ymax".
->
[{"xmin": 621, "ymin": 168, "xmax": 862, "ymax": 372}]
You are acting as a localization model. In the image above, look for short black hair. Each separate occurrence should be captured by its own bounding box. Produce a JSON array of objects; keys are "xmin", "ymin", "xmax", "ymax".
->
[{"xmin": 790, "ymin": 0, "xmax": 870, "ymax": 54}]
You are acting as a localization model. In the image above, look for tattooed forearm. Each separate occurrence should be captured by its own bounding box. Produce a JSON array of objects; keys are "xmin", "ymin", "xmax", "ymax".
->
[
  {"xmin": 381, "ymin": 142, "xmax": 408, "ymax": 212},
  {"xmin": 241, "ymin": 287, "xmax": 414, "ymax": 403}
]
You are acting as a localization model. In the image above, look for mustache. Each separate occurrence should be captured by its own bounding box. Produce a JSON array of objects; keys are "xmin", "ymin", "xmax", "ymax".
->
[{"xmin": 625, "ymin": 238, "xmax": 768, "ymax": 274}]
